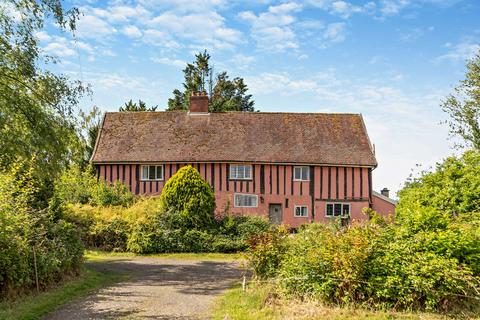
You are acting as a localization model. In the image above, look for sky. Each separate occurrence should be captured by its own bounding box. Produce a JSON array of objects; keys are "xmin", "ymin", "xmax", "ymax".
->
[{"xmin": 37, "ymin": 0, "xmax": 480, "ymax": 197}]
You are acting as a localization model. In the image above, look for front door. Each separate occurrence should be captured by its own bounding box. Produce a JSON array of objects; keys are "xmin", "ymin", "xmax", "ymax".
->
[{"xmin": 268, "ymin": 204, "xmax": 283, "ymax": 225}]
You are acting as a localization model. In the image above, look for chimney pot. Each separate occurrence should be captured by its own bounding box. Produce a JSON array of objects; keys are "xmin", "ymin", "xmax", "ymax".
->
[
  {"xmin": 189, "ymin": 91, "xmax": 209, "ymax": 113},
  {"xmin": 381, "ymin": 188, "xmax": 390, "ymax": 198}
]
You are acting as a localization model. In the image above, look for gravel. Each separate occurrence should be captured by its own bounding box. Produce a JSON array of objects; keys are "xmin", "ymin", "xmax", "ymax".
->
[{"xmin": 43, "ymin": 257, "xmax": 243, "ymax": 320}]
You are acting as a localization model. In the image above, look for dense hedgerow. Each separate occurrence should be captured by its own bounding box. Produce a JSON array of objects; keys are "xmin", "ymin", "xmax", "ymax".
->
[
  {"xmin": 0, "ymin": 164, "xmax": 83, "ymax": 297},
  {"xmin": 247, "ymin": 152, "xmax": 480, "ymax": 312}
]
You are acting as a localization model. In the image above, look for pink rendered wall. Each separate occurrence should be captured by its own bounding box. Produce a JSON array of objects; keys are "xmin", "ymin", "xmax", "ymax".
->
[
  {"xmin": 372, "ymin": 194, "xmax": 396, "ymax": 217},
  {"xmin": 95, "ymin": 163, "xmax": 373, "ymax": 227}
]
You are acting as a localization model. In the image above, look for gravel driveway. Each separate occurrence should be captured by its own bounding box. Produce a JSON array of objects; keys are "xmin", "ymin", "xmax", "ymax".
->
[{"xmin": 43, "ymin": 257, "xmax": 243, "ymax": 320}]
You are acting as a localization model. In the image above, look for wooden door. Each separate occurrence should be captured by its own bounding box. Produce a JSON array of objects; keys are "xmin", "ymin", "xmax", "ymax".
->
[{"xmin": 268, "ymin": 204, "xmax": 283, "ymax": 225}]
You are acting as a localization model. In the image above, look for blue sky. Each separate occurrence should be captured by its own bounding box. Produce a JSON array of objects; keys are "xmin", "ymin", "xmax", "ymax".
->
[{"xmin": 38, "ymin": 0, "xmax": 480, "ymax": 196}]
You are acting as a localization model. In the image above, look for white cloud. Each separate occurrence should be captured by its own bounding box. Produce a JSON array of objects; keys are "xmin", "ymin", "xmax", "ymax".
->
[
  {"xmin": 143, "ymin": 29, "xmax": 181, "ymax": 48},
  {"xmin": 76, "ymin": 14, "xmax": 117, "ymax": 39},
  {"xmin": 323, "ymin": 22, "xmax": 347, "ymax": 43},
  {"xmin": 148, "ymin": 10, "xmax": 243, "ymax": 49},
  {"xmin": 35, "ymin": 31, "xmax": 51, "ymax": 42},
  {"xmin": 238, "ymin": 2, "xmax": 302, "ymax": 51},
  {"xmin": 150, "ymin": 56, "xmax": 186, "ymax": 68},
  {"xmin": 122, "ymin": 25, "xmax": 142, "ymax": 38},
  {"xmin": 436, "ymin": 38, "xmax": 480, "ymax": 62}
]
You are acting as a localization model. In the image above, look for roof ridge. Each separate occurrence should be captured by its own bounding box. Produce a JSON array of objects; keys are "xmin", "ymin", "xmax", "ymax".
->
[{"xmin": 104, "ymin": 111, "xmax": 362, "ymax": 116}]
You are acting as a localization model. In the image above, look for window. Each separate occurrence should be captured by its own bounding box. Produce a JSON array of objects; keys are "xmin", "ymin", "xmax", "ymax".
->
[
  {"xmin": 293, "ymin": 166, "xmax": 310, "ymax": 181},
  {"xmin": 141, "ymin": 165, "xmax": 164, "ymax": 180},
  {"xmin": 294, "ymin": 205, "xmax": 308, "ymax": 217},
  {"xmin": 326, "ymin": 203, "xmax": 350, "ymax": 217},
  {"xmin": 230, "ymin": 164, "xmax": 252, "ymax": 180},
  {"xmin": 234, "ymin": 194, "xmax": 258, "ymax": 207}
]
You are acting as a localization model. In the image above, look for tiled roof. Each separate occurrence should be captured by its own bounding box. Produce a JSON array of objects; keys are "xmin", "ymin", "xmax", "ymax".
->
[{"xmin": 91, "ymin": 111, "xmax": 377, "ymax": 167}]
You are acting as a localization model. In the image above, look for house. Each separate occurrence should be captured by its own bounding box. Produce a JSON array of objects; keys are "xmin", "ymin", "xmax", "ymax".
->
[{"xmin": 91, "ymin": 92, "xmax": 395, "ymax": 227}]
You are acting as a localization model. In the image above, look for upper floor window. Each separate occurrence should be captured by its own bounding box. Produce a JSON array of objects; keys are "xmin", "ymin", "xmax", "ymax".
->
[
  {"xmin": 294, "ymin": 205, "xmax": 308, "ymax": 217},
  {"xmin": 141, "ymin": 165, "xmax": 164, "ymax": 181},
  {"xmin": 293, "ymin": 166, "xmax": 310, "ymax": 181},
  {"xmin": 326, "ymin": 203, "xmax": 350, "ymax": 217},
  {"xmin": 234, "ymin": 193, "xmax": 258, "ymax": 207},
  {"xmin": 230, "ymin": 164, "xmax": 252, "ymax": 180}
]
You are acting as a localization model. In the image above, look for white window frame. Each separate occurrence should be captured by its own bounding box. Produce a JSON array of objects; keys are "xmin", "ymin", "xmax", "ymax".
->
[
  {"xmin": 234, "ymin": 193, "xmax": 258, "ymax": 208},
  {"xmin": 293, "ymin": 166, "xmax": 310, "ymax": 181},
  {"xmin": 325, "ymin": 202, "xmax": 351, "ymax": 218},
  {"xmin": 294, "ymin": 205, "xmax": 308, "ymax": 217},
  {"xmin": 229, "ymin": 164, "xmax": 253, "ymax": 180},
  {"xmin": 140, "ymin": 165, "xmax": 164, "ymax": 181}
]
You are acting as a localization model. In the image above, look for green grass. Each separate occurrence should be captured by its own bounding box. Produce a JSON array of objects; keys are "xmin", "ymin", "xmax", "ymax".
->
[
  {"xmin": 212, "ymin": 283, "xmax": 463, "ymax": 320},
  {"xmin": 0, "ymin": 267, "xmax": 122, "ymax": 320},
  {"xmin": 85, "ymin": 249, "xmax": 243, "ymax": 262}
]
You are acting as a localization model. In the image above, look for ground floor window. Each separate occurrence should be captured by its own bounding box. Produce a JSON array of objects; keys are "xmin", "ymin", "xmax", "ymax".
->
[
  {"xmin": 234, "ymin": 193, "xmax": 258, "ymax": 207},
  {"xmin": 326, "ymin": 203, "xmax": 350, "ymax": 217},
  {"xmin": 294, "ymin": 205, "xmax": 308, "ymax": 217}
]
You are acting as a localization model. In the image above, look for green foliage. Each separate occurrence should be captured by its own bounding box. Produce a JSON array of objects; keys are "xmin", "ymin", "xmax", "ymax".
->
[
  {"xmin": 441, "ymin": 49, "xmax": 480, "ymax": 149},
  {"xmin": 119, "ymin": 99, "xmax": 158, "ymax": 112},
  {"xmin": 55, "ymin": 165, "xmax": 134, "ymax": 207},
  {"xmin": 245, "ymin": 225, "xmax": 290, "ymax": 279},
  {"xmin": 0, "ymin": 164, "xmax": 83, "ymax": 297},
  {"xmin": 248, "ymin": 219, "xmax": 480, "ymax": 312},
  {"xmin": 0, "ymin": 0, "xmax": 87, "ymax": 178},
  {"xmin": 160, "ymin": 165, "xmax": 215, "ymax": 230},
  {"xmin": 397, "ymin": 150, "xmax": 480, "ymax": 218},
  {"xmin": 167, "ymin": 50, "xmax": 256, "ymax": 112}
]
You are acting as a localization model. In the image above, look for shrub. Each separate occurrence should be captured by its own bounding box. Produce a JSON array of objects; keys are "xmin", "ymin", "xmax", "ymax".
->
[
  {"xmin": 55, "ymin": 165, "xmax": 98, "ymax": 205},
  {"xmin": 397, "ymin": 150, "xmax": 480, "ymax": 218},
  {"xmin": 246, "ymin": 225, "xmax": 290, "ymax": 279},
  {"xmin": 160, "ymin": 165, "xmax": 215, "ymax": 230},
  {"xmin": 246, "ymin": 218, "xmax": 480, "ymax": 311},
  {"xmin": 0, "ymin": 164, "xmax": 83, "ymax": 297},
  {"xmin": 55, "ymin": 165, "xmax": 134, "ymax": 208},
  {"xmin": 91, "ymin": 180, "xmax": 134, "ymax": 208}
]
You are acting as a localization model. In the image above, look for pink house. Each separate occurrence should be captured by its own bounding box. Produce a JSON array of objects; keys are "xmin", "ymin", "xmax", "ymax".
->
[{"xmin": 91, "ymin": 92, "xmax": 395, "ymax": 227}]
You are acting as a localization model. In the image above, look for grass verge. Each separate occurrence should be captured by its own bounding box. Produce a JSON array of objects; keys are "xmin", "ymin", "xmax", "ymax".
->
[
  {"xmin": 0, "ymin": 267, "xmax": 122, "ymax": 320},
  {"xmin": 212, "ymin": 282, "xmax": 463, "ymax": 320},
  {"xmin": 85, "ymin": 249, "xmax": 243, "ymax": 262}
]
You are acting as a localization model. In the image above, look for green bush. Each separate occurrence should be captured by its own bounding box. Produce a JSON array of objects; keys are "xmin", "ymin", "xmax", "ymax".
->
[
  {"xmin": 397, "ymin": 150, "xmax": 480, "ymax": 218},
  {"xmin": 160, "ymin": 165, "xmax": 215, "ymax": 230},
  {"xmin": 0, "ymin": 164, "xmax": 83, "ymax": 297},
  {"xmin": 55, "ymin": 165, "xmax": 134, "ymax": 208}
]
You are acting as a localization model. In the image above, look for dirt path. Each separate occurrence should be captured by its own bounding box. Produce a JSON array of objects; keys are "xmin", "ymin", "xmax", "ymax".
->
[{"xmin": 43, "ymin": 257, "xmax": 243, "ymax": 320}]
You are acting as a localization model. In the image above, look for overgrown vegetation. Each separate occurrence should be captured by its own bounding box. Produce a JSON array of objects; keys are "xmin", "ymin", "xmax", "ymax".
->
[
  {"xmin": 64, "ymin": 166, "xmax": 270, "ymax": 254},
  {"xmin": 0, "ymin": 163, "xmax": 83, "ymax": 297},
  {"xmin": 246, "ymin": 151, "xmax": 480, "ymax": 314}
]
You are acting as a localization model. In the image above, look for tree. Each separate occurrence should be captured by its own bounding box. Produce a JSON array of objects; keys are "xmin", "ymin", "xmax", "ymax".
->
[
  {"xmin": 160, "ymin": 165, "xmax": 215, "ymax": 230},
  {"xmin": 78, "ymin": 106, "xmax": 102, "ymax": 165},
  {"xmin": 441, "ymin": 49, "xmax": 480, "ymax": 149},
  {"xmin": 119, "ymin": 99, "xmax": 157, "ymax": 112},
  {"xmin": 167, "ymin": 50, "xmax": 255, "ymax": 112},
  {"xmin": 0, "ymin": 0, "xmax": 86, "ymax": 178}
]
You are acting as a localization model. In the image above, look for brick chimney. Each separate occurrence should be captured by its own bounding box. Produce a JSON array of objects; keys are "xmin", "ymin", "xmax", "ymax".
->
[
  {"xmin": 381, "ymin": 188, "xmax": 390, "ymax": 198},
  {"xmin": 189, "ymin": 91, "xmax": 209, "ymax": 113}
]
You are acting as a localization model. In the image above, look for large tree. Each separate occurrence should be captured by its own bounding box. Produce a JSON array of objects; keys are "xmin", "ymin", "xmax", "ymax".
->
[
  {"xmin": 441, "ymin": 49, "xmax": 480, "ymax": 149},
  {"xmin": 0, "ymin": 0, "xmax": 86, "ymax": 177},
  {"xmin": 167, "ymin": 50, "xmax": 255, "ymax": 112}
]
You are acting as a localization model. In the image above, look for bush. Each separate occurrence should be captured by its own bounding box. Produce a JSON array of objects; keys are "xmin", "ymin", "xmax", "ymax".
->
[
  {"xmin": 0, "ymin": 164, "xmax": 83, "ymax": 297},
  {"xmin": 160, "ymin": 165, "xmax": 215, "ymax": 230},
  {"xmin": 247, "ymin": 217, "xmax": 480, "ymax": 311},
  {"xmin": 55, "ymin": 165, "xmax": 134, "ymax": 208}
]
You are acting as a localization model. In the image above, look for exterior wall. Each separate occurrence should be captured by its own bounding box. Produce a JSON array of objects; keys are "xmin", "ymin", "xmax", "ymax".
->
[
  {"xmin": 95, "ymin": 162, "xmax": 373, "ymax": 228},
  {"xmin": 372, "ymin": 194, "xmax": 396, "ymax": 217}
]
